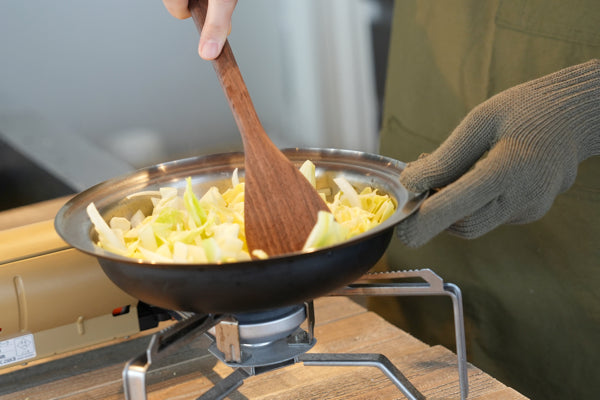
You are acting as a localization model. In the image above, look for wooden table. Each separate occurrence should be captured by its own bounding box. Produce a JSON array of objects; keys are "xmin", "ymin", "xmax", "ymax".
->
[{"xmin": 0, "ymin": 296, "xmax": 527, "ymax": 400}]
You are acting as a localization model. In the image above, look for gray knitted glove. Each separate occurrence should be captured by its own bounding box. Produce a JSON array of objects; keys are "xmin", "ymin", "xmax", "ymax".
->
[{"xmin": 397, "ymin": 60, "xmax": 600, "ymax": 247}]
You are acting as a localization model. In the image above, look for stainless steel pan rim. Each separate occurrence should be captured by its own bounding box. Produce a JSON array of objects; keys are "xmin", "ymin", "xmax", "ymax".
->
[{"xmin": 55, "ymin": 147, "xmax": 424, "ymax": 268}]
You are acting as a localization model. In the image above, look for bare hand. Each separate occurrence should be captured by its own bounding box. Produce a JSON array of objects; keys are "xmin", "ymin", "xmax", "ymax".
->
[{"xmin": 162, "ymin": 0, "xmax": 238, "ymax": 60}]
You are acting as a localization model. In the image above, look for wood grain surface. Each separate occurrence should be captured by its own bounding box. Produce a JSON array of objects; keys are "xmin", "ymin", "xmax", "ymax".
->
[{"xmin": 0, "ymin": 297, "xmax": 528, "ymax": 400}]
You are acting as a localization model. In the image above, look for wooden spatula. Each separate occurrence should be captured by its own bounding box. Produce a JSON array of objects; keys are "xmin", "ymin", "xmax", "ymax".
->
[{"xmin": 189, "ymin": 0, "xmax": 330, "ymax": 257}]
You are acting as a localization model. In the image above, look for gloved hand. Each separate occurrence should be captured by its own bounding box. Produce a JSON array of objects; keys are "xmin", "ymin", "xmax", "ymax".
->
[
  {"xmin": 397, "ymin": 59, "xmax": 600, "ymax": 247},
  {"xmin": 163, "ymin": 0, "xmax": 237, "ymax": 60}
]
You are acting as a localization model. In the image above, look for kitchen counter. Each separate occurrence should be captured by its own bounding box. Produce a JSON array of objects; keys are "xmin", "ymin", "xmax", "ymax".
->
[{"xmin": 1, "ymin": 296, "xmax": 527, "ymax": 399}]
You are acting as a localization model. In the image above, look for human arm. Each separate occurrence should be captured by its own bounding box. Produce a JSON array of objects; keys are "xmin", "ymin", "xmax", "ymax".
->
[
  {"xmin": 162, "ymin": 0, "xmax": 238, "ymax": 60},
  {"xmin": 396, "ymin": 60, "xmax": 600, "ymax": 247}
]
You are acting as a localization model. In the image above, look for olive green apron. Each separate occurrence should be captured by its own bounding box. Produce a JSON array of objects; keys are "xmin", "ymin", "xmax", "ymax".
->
[{"xmin": 369, "ymin": 1, "xmax": 600, "ymax": 399}]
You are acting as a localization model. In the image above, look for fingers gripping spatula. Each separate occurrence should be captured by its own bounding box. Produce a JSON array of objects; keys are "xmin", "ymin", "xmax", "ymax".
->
[{"xmin": 189, "ymin": 0, "xmax": 329, "ymax": 257}]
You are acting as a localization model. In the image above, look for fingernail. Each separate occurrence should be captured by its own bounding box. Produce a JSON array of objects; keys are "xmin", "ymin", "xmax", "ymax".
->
[{"xmin": 200, "ymin": 40, "xmax": 220, "ymax": 60}]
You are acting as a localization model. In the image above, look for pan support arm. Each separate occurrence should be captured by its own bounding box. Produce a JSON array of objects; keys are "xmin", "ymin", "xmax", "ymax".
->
[
  {"xmin": 198, "ymin": 269, "xmax": 468, "ymax": 400},
  {"xmin": 325, "ymin": 268, "xmax": 469, "ymax": 400},
  {"xmin": 122, "ymin": 312, "xmax": 225, "ymax": 400}
]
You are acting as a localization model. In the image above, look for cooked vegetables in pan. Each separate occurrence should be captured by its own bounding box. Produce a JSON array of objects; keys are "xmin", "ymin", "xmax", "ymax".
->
[{"xmin": 87, "ymin": 161, "xmax": 396, "ymax": 263}]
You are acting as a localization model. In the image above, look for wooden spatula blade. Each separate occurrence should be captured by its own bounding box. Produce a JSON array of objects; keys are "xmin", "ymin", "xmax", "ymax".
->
[{"xmin": 244, "ymin": 148, "xmax": 329, "ymax": 256}]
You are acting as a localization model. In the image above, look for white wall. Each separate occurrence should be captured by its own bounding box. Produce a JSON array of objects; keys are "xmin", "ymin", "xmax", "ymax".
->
[
  {"xmin": 0, "ymin": 0, "xmax": 377, "ymax": 176},
  {"xmin": 277, "ymin": 0, "xmax": 379, "ymax": 151}
]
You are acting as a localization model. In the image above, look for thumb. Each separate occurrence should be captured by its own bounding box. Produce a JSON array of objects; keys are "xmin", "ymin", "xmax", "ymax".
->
[
  {"xmin": 198, "ymin": 0, "xmax": 237, "ymax": 60},
  {"xmin": 400, "ymin": 104, "xmax": 498, "ymax": 193}
]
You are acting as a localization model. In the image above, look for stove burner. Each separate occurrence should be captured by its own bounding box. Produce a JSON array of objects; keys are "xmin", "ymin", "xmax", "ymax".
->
[
  {"xmin": 208, "ymin": 304, "xmax": 314, "ymax": 367},
  {"xmin": 224, "ymin": 304, "xmax": 307, "ymax": 345},
  {"xmin": 122, "ymin": 269, "xmax": 469, "ymax": 400}
]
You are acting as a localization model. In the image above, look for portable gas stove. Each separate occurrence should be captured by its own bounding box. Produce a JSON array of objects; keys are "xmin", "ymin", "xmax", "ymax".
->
[{"xmin": 123, "ymin": 269, "xmax": 468, "ymax": 400}]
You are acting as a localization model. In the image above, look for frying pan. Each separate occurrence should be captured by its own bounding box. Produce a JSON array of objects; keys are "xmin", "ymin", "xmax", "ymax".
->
[{"xmin": 54, "ymin": 148, "xmax": 426, "ymax": 314}]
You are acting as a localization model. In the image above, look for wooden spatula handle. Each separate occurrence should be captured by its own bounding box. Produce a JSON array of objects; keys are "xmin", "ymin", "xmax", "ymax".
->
[{"xmin": 188, "ymin": 0, "xmax": 261, "ymax": 149}]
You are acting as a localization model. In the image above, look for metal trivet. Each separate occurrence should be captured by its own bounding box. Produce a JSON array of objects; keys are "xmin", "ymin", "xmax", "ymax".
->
[{"xmin": 122, "ymin": 268, "xmax": 468, "ymax": 400}]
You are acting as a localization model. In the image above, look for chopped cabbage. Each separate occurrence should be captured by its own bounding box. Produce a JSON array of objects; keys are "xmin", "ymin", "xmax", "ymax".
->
[
  {"xmin": 87, "ymin": 160, "xmax": 396, "ymax": 263},
  {"xmin": 303, "ymin": 211, "xmax": 349, "ymax": 250}
]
